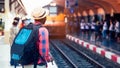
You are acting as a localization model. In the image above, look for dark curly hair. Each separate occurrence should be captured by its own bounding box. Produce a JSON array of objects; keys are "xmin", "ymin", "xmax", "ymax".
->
[
  {"xmin": 14, "ymin": 17, "xmax": 20, "ymax": 22},
  {"xmin": 12, "ymin": 22, "xmax": 18, "ymax": 26},
  {"xmin": 12, "ymin": 17, "xmax": 20, "ymax": 26}
]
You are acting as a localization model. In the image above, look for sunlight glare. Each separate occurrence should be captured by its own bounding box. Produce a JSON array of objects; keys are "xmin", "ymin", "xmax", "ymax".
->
[{"xmin": 22, "ymin": 0, "xmax": 53, "ymax": 15}]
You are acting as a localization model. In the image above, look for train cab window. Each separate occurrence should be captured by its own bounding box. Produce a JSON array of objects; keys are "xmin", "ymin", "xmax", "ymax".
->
[{"xmin": 49, "ymin": 6, "xmax": 57, "ymax": 16}]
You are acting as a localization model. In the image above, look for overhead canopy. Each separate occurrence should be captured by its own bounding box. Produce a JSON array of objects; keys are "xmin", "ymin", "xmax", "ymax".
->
[
  {"xmin": 54, "ymin": 0, "xmax": 120, "ymax": 13},
  {"xmin": 18, "ymin": 0, "xmax": 120, "ymax": 15}
]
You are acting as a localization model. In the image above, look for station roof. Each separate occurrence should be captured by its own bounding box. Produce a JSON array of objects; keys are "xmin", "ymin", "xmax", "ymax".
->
[
  {"xmin": 54, "ymin": 0, "xmax": 120, "ymax": 13},
  {"xmin": 18, "ymin": 0, "xmax": 120, "ymax": 14}
]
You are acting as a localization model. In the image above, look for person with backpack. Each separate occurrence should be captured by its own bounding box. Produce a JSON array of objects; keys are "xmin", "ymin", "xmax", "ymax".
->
[
  {"xmin": 29, "ymin": 7, "xmax": 51, "ymax": 68},
  {"xmin": 10, "ymin": 7, "xmax": 52, "ymax": 68}
]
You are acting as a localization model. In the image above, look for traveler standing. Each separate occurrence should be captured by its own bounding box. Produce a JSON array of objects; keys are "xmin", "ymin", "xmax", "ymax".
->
[
  {"xmin": 9, "ymin": 17, "xmax": 20, "ymax": 46},
  {"xmin": 95, "ymin": 21, "xmax": 101, "ymax": 41},
  {"xmin": 102, "ymin": 20, "xmax": 108, "ymax": 39},
  {"xmin": 19, "ymin": 17, "xmax": 34, "ymax": 29},
  {"xmin": 115, "ymin": 20, "xmax": 120, "ymax": 43},
  {"xmin": 24, "ymin": 7, "xmax": 52, "ymax": 68},
  {"xmin": 90, "ymin": 21, "xmax": 96, "ymax": 42},
  {"xmin": 9, "ymin": 17, "xmax": 20, "ymax": 65},
  {"xmin": 109, "ymin": 20, "xmax": 115, "ymax": 41},
  {"xmin": 80, "ymin": 19, "xmax": 85, "ymax": 39}
]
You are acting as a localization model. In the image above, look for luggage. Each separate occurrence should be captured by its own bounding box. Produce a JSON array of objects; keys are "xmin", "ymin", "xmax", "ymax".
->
[{"xmin": 10, "ymin": 23, "xmax": 41, "ymax": 68}]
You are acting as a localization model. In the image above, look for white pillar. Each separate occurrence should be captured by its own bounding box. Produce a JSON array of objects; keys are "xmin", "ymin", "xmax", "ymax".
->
[{"xmin": 4, "ymin": 0, "xmax": 13, "ymax": 44}]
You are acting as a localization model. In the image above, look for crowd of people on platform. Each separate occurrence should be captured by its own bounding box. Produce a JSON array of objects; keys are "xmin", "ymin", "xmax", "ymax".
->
[{"xmin": 66, "ymin": 15, "xmax": 120, "ymax": 43}]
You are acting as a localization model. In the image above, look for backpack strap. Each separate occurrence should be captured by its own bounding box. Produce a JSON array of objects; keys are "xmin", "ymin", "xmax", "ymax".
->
[
  {"xmin": 33, "ymin": 25, "xmax": 48, "ymax": 68},
  {"xmin": 32, "ymin": 24, "xmax": 41, "ymax": 68},
  {"xmin": 33, "ymin": 24, "xmax": 47, "ymax": 68},
  {"xmin": 32, "ymin": 24, "xmax": 48, "ymax": 68}
]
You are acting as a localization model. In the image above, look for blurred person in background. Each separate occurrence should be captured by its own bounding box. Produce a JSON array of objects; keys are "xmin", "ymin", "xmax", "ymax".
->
[
  {"xmin": 19, "ymin": 18, "xmax": 25, "ymax": 29},
  {"xmin": 102, "ymin": 20, "xmax": 108, "ymax": 39},
  {"xmin": 9, "ymin": 17, "xmax": 20, "ymax": 46},
  {"xmin": 19, "ymin": 17, "xmax": 34, "ymax": 29},
  {"xmin": 90, "ymin": 20, "xmax": 96, "ymax": 42},
  {"xmin": 115, "ymin": 20, "xmax": 120, "ymax": 43},
  {"xmin": 80, "ymin": 19, "xmax": 85, "ymax": 39},
  {"xmin": 9, "ymin": 17, "xmax": 20, "ymax": 65},
  {"xmin": 109, "ymin": 20, "xmax": 115, "ymax": 41}
]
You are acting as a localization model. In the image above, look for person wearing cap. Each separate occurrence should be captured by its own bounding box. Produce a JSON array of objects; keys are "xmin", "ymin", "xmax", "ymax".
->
[{"xmin": 24, "ymin": 7, "xmax": 52, "ymax": 68}]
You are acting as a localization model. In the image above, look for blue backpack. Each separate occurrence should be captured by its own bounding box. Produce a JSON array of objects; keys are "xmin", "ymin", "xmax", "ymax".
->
[{"xmin": 10, "ymin": 23, "xmax": 45, "ymax": 68}]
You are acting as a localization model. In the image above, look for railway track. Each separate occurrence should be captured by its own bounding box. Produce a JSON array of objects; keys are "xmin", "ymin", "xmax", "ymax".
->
[
  {"xmin": 50, "ymin": 39, "xmax": 104, "ymax": 68},
  {"xmin": 50, "ymin": 40, "xmax": 74, "ymax": 68}
]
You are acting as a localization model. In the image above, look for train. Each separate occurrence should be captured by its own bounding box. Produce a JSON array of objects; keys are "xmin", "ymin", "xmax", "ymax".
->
[{"xmin": 44, "ymin": 5, "xmax": 66, "ymax": 39}]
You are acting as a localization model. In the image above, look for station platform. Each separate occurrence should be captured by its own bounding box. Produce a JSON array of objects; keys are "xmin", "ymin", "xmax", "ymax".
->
[
  {"xmin": 0, "ymin": 36, "xmax": 58, "ymax": 68},
  {"xmin": 66, "ymin": 34, "xmax": 120, "ymax": 65}
]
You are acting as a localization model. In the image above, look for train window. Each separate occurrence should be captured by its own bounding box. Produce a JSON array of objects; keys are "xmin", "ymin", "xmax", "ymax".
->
[
  {"xmin": 70, "ymin": 8, "xmax": 74, "ymax": 13},
  {"xmin": 49, "ymin": 6, "xmax": 57, "ymax": 16}
]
